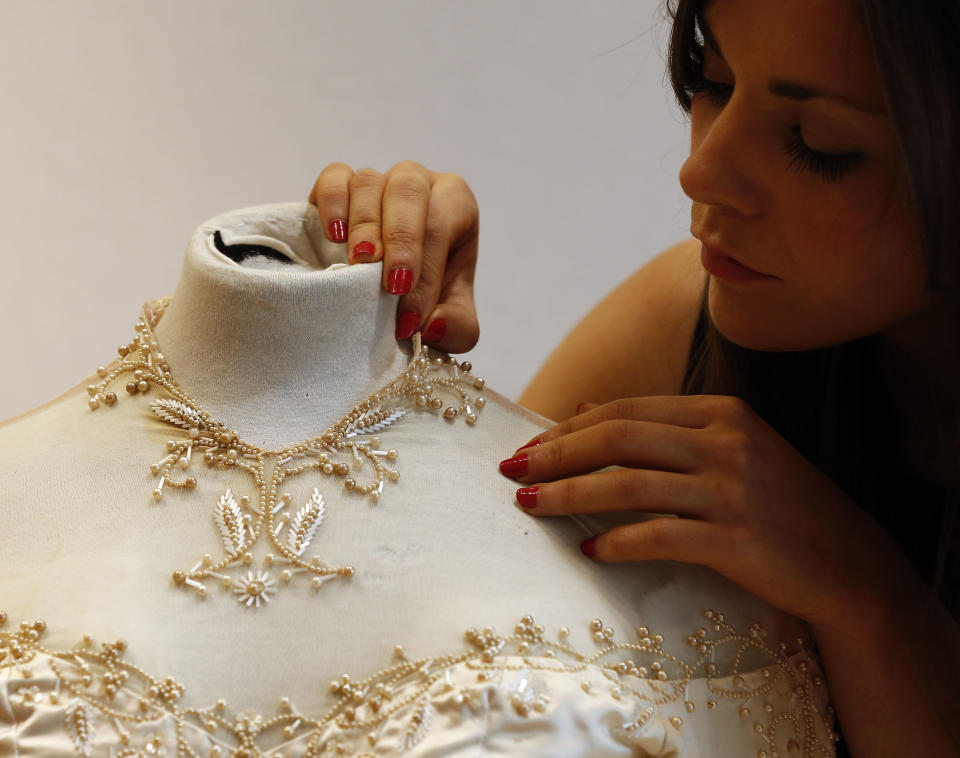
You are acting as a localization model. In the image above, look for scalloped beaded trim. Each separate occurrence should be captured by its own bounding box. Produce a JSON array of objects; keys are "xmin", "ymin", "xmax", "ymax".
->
[{"xmin": 1, "ymin": 608, "xmax": 840, "ymax": 757}]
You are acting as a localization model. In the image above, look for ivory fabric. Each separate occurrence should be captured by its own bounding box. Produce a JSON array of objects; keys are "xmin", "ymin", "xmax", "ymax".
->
[{"xmin": 0, "ymin": 202, "xmax": 839, "ymax": 757}]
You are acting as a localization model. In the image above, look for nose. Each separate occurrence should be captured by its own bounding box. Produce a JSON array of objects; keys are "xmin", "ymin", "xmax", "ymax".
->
[{"xmin": 678, "ymin": 98, "xmax": 764, "ymax": 217}]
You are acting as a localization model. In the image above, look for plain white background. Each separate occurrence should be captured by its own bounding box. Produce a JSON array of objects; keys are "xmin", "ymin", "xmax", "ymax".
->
[{"xmin": 0, "ymin": 0, "xmax": 693, "ymax": 422}]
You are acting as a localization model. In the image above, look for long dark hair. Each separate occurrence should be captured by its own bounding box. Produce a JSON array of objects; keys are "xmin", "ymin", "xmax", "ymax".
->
[{"xmin": 665, "ymin": 0, "xmax": 960, "ymax": 617}]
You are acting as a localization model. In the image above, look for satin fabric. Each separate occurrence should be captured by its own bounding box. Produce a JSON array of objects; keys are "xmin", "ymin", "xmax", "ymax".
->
[{"xmin": 2, "ymin": 624, "xmax": 836, "ymax": 757}]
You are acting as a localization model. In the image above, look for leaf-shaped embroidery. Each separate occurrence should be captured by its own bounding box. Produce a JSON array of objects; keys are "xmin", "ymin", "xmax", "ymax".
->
[
  {"xmin": 286, "ymin": 487, "xmax": 325, "ymax": 556},
  {"xmin": 403, "ymin": 697, "xmax": 432, "ymax": 752},
  {"xmin": 64, "ymin": 697, "xmax": 94, "ymax": 757},
  {"xmin": 150, "ymin": 399, "xmax": 206, "ymax": 430},
  {"xmin": 214, "ymin": 489, "xmax": 247, "ymax": 554},
  {"xmin": 344, "ymin": 408, "xmax": 406, "ymax": 438}
]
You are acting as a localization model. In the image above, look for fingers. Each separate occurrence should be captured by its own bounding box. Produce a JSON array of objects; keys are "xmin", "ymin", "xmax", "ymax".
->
[
  {"xmin": 580, "ymin": 518, "xmax": 726, "ymax": 565},
  {"xmin": 382, "ymin": 161, "xmax": 432, "ymax": 296},
  {"xmin": 526, "ymin": 395, "xmax": 731, "ymax": 449},
  {"xmin": 308, "ymin": 161, "xmax": 481, "ymax": 352},
  {"xmin": 499, "ymin": 419, "xmax": 707, "ymax": 483},
  {"xmin": 308, "ymin": 163, "xmax": 355, "ymax": 244},
  {"xmin": 395, "ymin": 172, "xmax": 480, "ymax": 352},
  {"xmin": 514, "ymin": 467, "xmax": 709, "ymax": 519},
  {"xmin": 419, "ymin": 249, "xmax": 480, "ymax": 353},
  {"xmin": 347, "ymin": 169, "xmax": 386, "ymax": 263}
]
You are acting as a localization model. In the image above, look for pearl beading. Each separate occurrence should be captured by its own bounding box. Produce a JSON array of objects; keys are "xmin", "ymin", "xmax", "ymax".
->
[
  {"xmin": 0, "ymin": 608, "xmax": 840, "ymax": 757},
  {"xmin": 85, "ymin": 297, "xmax": 486, "ymax": 608}
]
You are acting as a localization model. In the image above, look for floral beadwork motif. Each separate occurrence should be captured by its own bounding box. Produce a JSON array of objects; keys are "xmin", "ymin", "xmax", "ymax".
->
[
  {"xmin": 0, "ymin": 607, "xmax": 840, "ymax": 757},
  {"xmin": 83, "ymin": 297, "xmax": 486, "ymax": 607}
]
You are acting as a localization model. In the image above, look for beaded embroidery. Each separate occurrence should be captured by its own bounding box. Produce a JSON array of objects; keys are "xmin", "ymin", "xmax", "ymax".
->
[
  {"xmin": 0, "ymin": 608, "xmax": 840, "ymax": 757},
  {"xmin": 85, "ymin": 297, "xmax": 486, "ymax": 608}
]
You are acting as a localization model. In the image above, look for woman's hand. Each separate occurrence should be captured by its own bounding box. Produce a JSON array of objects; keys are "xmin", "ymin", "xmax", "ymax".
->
[
  {"xmin": 497, "ymin": 394, "xmax": 918, "ymax": 630},
  {"xmin": 308, "ymin": 161, "xmax": 480, "ymax": 353}
]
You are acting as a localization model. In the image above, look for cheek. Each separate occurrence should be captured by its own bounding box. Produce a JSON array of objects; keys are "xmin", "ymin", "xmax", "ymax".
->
[
  {"xmin": 709, "ymin": 186, "xmax": 928, "ymax": 351},
  {"xmin": 792, "ymin": 177, "xmax": 926, "ymax": 321}
]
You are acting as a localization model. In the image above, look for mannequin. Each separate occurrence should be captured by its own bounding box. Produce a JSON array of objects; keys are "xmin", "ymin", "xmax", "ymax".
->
[{"xmin": 0, "ymin": 202, "xmax": 837, "ymax": 756}]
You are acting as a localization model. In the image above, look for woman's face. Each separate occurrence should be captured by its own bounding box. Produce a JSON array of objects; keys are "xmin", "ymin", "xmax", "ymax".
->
[{"xmin": 679, "ymin": 0, "xmax": 936, "ymax": 351}]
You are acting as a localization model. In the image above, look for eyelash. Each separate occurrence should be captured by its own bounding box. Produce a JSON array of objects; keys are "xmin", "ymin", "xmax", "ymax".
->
[{"xmin": 692, "ymin": 77, "xmax": 864, "ymax": 183}]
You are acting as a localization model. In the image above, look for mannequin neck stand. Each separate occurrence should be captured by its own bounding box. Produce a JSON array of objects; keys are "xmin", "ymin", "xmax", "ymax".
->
[{"xmin": 153, "ymin": 202, "xmax": 411, "ymax": 449}]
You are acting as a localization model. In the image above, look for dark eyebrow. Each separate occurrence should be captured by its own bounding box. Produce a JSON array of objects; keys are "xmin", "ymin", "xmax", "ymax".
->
[{"xmin": 698, "ymin": 12, "xmax": 887, "ymax": 117}]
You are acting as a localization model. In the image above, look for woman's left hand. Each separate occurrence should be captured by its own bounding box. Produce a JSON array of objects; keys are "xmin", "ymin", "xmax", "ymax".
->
[{"xmin": 498, "ymin": 394, "xmax": 917, "ymax": 629}]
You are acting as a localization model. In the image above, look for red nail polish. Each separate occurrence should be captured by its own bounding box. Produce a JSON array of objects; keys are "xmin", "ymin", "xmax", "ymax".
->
[
  {"xmin": 329, "ymin": 218, "xmax": 346, "ymax": 242},
  {"xmin": 498, "ymin": 453, "xmax": 528, "ymax": 477},
  {"xmin": 515, "ymin": 438, "xmax": 542, "ymax": 454},
  {"xmin": 352, "ymin": 240, "xmax": 375, "ymax": 258},
  {"xmin": 516, "ymin": 486, "xmax": 539, "ymax": 508},
  {"xmin": 387, "ymin": 266, "xmax": 413, "ymax": 294},
  {"xmin": 422, "ymin": 318, "xmax": 447, "ymax": 343},
  {"xmin": 396, "ymin": 310, "xmax": 420, "ymax": 340},
  {"xmin": 580, "ymin": 537, "xmax": 597, "ymax": 558}
]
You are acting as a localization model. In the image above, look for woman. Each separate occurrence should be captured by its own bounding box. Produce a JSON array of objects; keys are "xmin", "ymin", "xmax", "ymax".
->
[{"xmin": 308, "ymin": 0, "xmax": 960, "ymax": 755}]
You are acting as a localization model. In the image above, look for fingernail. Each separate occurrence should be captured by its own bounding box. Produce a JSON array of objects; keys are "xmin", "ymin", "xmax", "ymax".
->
[
  {"xmin": 580, "ymin": 537, "xmax": 597, "ymax": 558},
  {"xmin": 388, "ymin": 266, "xmax": 413, "ymax": 295},
  {"xmin": 515, "ymin": 438, "xmax": 542, "ymax": 454},
  {"xmin": 422, "ymin": 318, "xmax": 447, "ymax": 343},
  {"xmin": 396, "ymin": 310, "xmax": 420, "ymax": 340},
  {"xmin": 329, "ymin": 218, "xmax": 346, "ymax": 242},
  {"xmin": 498, "ymin": 453, "xmax": 528, "ymax": 478},
  {"xmin": 516, "ymin": 486, "xmax": 539, "ymax": 508},
  {"xmin": 352, "ymin": 240, "xmax": 375, "ymax": 259}
]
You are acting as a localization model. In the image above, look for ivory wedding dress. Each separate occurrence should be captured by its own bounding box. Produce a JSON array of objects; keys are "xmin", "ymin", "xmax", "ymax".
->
[{"xmin": 0, "ymin": 201, "xmax": 839, "ymax": 757}]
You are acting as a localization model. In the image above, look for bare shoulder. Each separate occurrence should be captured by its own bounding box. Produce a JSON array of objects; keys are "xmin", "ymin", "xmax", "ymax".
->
[{"xmin": 518, "ymin": 237, "xmax": 706, "ymax": 421}]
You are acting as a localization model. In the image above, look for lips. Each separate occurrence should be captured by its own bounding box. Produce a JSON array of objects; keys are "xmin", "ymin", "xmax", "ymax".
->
[
  {"xmin": 704, "ymin": 244, "xmax": 764, "ymax": 274},
  {"xmin": 699, "ymin": 244, "xmax": 778, "ymax": 284},
  {"xmin": 693, "ymin": 234, "xmax": 770, "ymax": 277}
]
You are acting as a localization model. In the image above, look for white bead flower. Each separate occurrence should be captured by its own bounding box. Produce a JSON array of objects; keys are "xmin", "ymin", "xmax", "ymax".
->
[{"xmin": 232, "ymin": 569, "xmax": 277, "ymax": 608}]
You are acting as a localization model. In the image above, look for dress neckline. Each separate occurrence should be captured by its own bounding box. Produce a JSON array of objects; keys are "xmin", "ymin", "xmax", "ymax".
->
[{"xmin": 83, "ymin": 296, "xmax": 487, "ymax": 607}]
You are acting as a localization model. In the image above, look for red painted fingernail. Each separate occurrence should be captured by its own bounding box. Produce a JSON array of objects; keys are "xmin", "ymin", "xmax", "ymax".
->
[
  {"xmin": 388, "ymin": 266, "xmax": 413, "ymax": 294},
  {"xmin": 515, "ymin": 438, "xmax": 542, "ymax": 454},
  {"xmin": 516, "ymin": 486, "xmax": 539, "ymax": 508},
  {"xmin": 352, "ymin": 240, "xmax": 375, "ymax": 259},
  {"xmin": 396, "ymin": 310, "xmax": 420, "ymax": 340},
  {"xmin": 329, "ymin": 218, "xmax": 346, "ymax": 242},
  {"xmin": 498, "ymin": 453, "xmax": 528, "ymax": 478},
  {"xmin": 422, "ymin": 318, "xmax": 447, "ymax": 343},
  {"xmin": 580, "ymin": 537, "xmax": 597, "ymax": 558}
]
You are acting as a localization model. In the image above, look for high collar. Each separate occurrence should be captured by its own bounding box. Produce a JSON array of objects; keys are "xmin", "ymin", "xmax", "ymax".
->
[{"xmin": 152, "ymin": 201, "xmax": 411, "ymax": 449}]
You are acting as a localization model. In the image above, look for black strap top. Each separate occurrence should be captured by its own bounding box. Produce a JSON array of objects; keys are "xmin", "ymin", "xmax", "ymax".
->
[{"xmin": 681, "ymin": 277, "xmax": 709, "ymax": 393}]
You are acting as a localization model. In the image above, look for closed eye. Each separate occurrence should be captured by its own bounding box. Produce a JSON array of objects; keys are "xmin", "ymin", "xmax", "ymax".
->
[{"xmin": 691, "ymin": 76, "xmax": 865, "ymax": 183}]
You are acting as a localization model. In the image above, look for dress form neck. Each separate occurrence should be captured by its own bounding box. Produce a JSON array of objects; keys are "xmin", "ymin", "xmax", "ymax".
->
[{"xmin": 153, "ymin": 202, "xmax": 411, "ymax": 449}]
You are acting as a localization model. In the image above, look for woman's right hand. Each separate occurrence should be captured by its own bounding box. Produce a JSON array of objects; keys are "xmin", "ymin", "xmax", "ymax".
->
[{"xmin": 308, "ymin": 161, "xmax": 480, "ymax": 353}]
